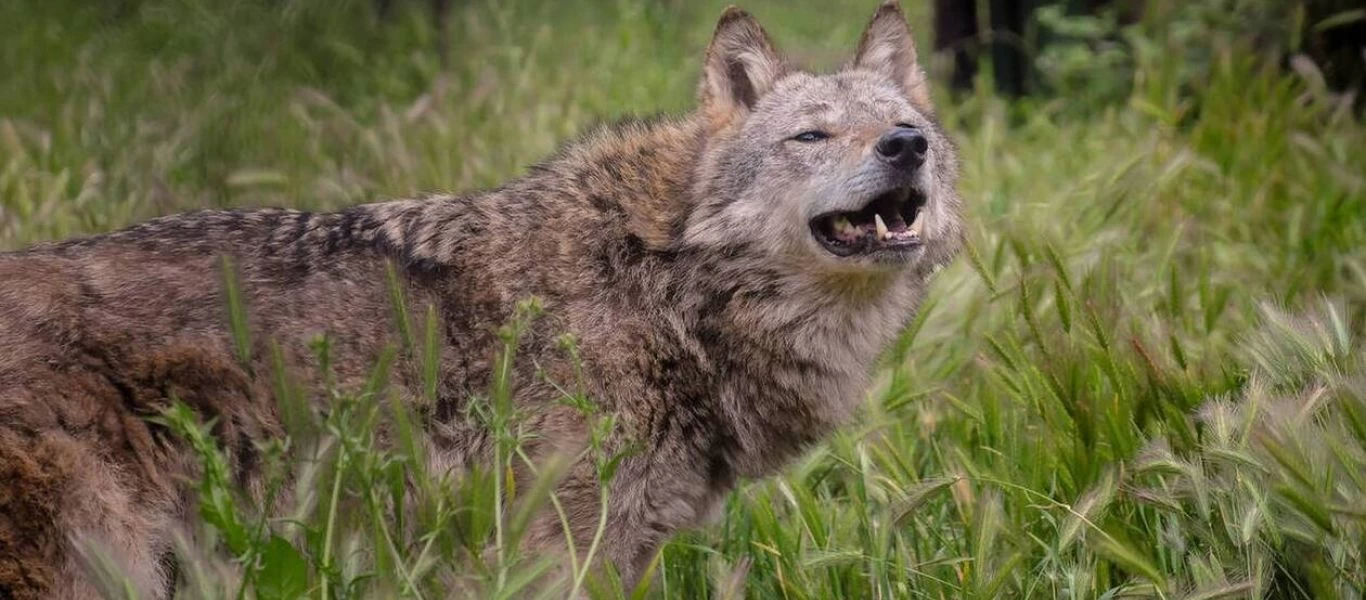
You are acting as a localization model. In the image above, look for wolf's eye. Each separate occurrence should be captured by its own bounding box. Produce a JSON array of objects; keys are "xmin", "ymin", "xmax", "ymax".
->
[
  {"xmin": 791, "ymin": 131, "xmax": 830, "ymax": 143},
  {"xmin": 895, "ymin": 122, "xmax": 915, "ymax": 129}
]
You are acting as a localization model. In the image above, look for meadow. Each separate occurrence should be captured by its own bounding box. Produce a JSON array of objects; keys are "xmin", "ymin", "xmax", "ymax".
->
[{"xmin": 1, "ymin": 0, "xmax": 1363, "ymax": 597}]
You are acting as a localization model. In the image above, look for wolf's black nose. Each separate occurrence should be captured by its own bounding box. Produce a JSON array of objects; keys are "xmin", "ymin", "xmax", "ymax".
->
[{"xmin": 875, "ymin": 128, "xmax": 928, "ymax": 170}]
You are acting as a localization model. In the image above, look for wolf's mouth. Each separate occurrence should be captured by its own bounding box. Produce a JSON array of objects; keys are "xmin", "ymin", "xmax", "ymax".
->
[{"xmin": 810, "ymin": 187, "xmax": 927, "ymax": 258}]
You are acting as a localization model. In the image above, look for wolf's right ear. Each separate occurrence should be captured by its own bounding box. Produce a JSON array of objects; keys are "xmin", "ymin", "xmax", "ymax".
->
[{"xmin": 698, "ymin": 7, "xmax": 786, "ymax": 128}]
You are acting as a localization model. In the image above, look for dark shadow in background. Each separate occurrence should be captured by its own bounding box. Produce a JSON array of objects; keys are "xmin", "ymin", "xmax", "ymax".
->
[{"xmin": 932, "ymin": 0, "xmax": 1363, "ymax": 101}]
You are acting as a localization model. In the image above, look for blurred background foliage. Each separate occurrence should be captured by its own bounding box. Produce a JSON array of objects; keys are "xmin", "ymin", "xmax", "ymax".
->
[{"xmin": 0, "ymin": 0, "xmax": 1360, "ymax": 240}]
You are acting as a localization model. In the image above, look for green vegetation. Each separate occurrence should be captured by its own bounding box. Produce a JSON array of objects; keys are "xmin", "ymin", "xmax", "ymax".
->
[{"xmin": 3, "ymin": 0, "xmax": 1363, "ymax": 597}]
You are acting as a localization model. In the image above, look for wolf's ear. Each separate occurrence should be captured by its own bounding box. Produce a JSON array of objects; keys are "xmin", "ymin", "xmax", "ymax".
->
[
  {"xmin": 698, "ymin": 7, "xmax": 786, "ymax": 127},
  {"xmin": 852, "ymin": 0, "xmax": 931, "ymax": 107}
]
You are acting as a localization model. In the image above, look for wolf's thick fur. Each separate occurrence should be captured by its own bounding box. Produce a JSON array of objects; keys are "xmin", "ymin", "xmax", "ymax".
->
[{"xmin": 0, "ymin": 2, "xmax": 962, "ymax": 596}]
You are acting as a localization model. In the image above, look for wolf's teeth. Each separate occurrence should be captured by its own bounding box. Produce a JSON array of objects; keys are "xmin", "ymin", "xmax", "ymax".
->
[
  {"xmin": 908, "ymin": 212, "xmax": 925, "ymax": 237},
  {"xmin": 874, "ymin": 213, "xmax": 888, "ymax": 240},
  {"xmin": 833, "ymin": 216, "xmax": 854, "ymax": 236}
]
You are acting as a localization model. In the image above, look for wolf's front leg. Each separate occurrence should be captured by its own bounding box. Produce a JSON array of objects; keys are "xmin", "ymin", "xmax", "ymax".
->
[{"xmin": 546, "ymin": 451, "xmax": 727, "ymax": 591}]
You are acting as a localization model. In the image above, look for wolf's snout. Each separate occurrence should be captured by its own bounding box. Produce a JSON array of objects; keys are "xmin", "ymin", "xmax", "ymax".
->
[{"xmin": 874, "ymin": 128, "xmax": 928, "ymax": 171}]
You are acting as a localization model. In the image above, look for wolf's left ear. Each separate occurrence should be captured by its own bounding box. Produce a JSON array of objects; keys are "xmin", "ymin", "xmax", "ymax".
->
[
  {"xmin": 852, "ymin": 0, "xmax": 932, "ymax": 108},
  {"xmin": 698, "ymin": 7, "xmax": 787, "ymax": 127}
]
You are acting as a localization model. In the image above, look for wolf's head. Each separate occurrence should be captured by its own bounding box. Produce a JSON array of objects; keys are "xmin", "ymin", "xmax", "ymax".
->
[{"xmin": 684, "ymin": 1, "xmax": 962, "ymax": 281}]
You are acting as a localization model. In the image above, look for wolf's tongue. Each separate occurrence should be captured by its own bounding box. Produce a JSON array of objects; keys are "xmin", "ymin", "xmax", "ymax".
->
[{"xmin": 887, "ymin": 210, "xmax": 908, "ymax": 231}]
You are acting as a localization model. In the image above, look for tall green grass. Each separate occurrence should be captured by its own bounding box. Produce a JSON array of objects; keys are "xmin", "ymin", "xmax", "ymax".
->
[{"xmin": 2, "ymin": 0, "xmax": 1363, "ymax": 597}]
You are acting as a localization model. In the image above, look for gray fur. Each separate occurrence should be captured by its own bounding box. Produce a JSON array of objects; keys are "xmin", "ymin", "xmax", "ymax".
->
[{"xmin": 0, "ymin": 2, "xmax": 962, "ymax": 596}]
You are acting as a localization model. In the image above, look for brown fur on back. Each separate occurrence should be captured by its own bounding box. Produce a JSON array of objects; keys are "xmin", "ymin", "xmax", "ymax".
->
[{"xmin": 0, "ymin": 3, "xmax": 963, "ymax": 596}]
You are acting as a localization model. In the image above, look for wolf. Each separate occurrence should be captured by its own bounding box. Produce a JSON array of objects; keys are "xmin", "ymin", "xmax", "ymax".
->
[{"xmin": 0, "ymin": 1, "xmax": 962, "ymax": 596}]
